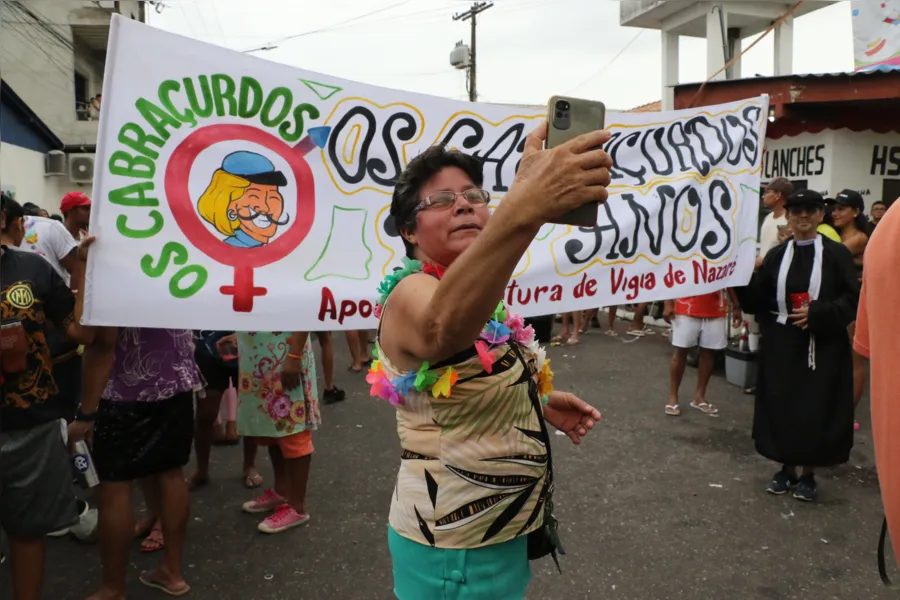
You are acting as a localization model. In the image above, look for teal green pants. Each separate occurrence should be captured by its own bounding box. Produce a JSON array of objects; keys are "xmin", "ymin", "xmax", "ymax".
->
[{"xmin": 388, "ymin": 526, "xmax": 531, "ymax": 600}]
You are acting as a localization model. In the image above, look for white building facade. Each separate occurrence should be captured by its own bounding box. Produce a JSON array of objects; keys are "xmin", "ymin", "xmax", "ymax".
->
[
  {"xmin": 763, "ymin": 129, "xmax": 900, "ymax": 207},
  {"xmin": 0, "ymin": 0, "xmax": 144, "ymax": 213}
]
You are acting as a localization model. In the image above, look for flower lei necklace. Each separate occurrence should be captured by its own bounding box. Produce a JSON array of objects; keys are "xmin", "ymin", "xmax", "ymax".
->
[{"xmin": 367, "ymin": 257, "xmax": 554, "ymax": 406}]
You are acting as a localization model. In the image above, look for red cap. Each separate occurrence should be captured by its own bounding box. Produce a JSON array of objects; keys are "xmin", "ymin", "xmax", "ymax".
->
[{"xmin": 60, "ymin": 191, "xmax": 91, "ymax": 214}]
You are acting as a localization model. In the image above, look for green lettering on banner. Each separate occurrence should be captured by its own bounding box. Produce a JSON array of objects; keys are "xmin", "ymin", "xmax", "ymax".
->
[
  {"xmin": 116, "ymin": 211, "xmax": 164, "ymax": 239},
  {"xmin": 158, "ymin": 80, "xmax": 198, "ymax": 128},
  {"xmin": 211, "ymin": 74, "xmax": 238, "ymax": 117},
  {"xmin": 109, "ymin": 150, "xmax": 155, "ymax": 179},
  {"xmin": 102, "ymin": 74, "xmax": 326, "ymax": 305},
  {"xmin": 141, "ymin": 241, "xmax": 188, "ymax": 277},
  {"xmin": 260, "ymin": 87, "xmax": 293, "ymax": 128},
  {"xmin": 170, "ymin": 266, "xmax": 208, "ymax": 299},
  {"xmin": 118, "ymin": 122, "xmax": 164, "ymax": 160},
  {"xmin": 140, "ymin": 243, "xmax": 209, "ymax": 298},
  {"xmin": 238, "ymin": 77, "xmax": 264, "ymax": 119},
  {"xmin": 184, "ymin": 76, "xmax": 214, "ymax": 118},
  {"xmin": 281, "ymin": 103, "xmax": 319, "ymax": 143},
  {"xmin": 108, "ymin": 182, "xmax": 159, "ymax": 207},
  {"xmin": 135, "ymin": 97, "xmax": 182, "ymax": 141}
]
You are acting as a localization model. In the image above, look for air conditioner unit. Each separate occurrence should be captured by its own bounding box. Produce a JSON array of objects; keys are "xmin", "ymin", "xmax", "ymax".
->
[
  {"xmin": 68, "ymin": 154, "xmax": 95, "ymax": 184},
  {"xmin": 45, "ymin": 150, "xmax": 67, "ymax": 176}
]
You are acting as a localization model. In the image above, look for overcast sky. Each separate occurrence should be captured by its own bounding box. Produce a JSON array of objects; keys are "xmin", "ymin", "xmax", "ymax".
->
[{"xmin": 147, "ymin": 0, "xmax": 854, "ymax": 110}]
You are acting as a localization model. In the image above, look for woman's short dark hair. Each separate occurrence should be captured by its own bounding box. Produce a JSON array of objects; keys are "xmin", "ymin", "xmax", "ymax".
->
[
  {"xmin": 1, "ymin": 194, "xmax": 24, "ymax": 231},
  {"xmin": 390, "ymin": 145, "xmax": 484, "ymax": 259},
  {"xmin": 21, "ymin": 202, "xmax": 42, "ymax": 217}
]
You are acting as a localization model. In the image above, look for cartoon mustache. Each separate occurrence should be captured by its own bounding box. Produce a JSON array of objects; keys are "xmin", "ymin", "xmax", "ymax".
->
[{"xmin": 227, "ymin": 209, "xmax": 291, "ymax": 226}]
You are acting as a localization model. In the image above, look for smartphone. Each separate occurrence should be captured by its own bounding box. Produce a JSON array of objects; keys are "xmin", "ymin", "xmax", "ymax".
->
[{"xmin": 546, "ymin": 95, "xmax": 607, "ymax": 227}]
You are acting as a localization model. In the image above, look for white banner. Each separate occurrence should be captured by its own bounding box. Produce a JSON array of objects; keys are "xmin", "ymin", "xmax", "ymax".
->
[
  {"xmin": 84, "ymin": 16, "xmax": 768, "ymax": 331},
  {"xmin": 853, "ymin": 0, "xmax": 900, "ymax": 71}
]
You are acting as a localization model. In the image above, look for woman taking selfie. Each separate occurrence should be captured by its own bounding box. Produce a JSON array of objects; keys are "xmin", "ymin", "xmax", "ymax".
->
[
  {"xmin": 736, "ymin": 190, "xmax": 859, "ymax": 502},
  {"xmin": 371, "ymin": 122, "xmax": 607, "ymax": 598}
]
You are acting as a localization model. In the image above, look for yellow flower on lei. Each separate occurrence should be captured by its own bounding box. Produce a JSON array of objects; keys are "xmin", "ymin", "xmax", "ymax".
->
[
  {"xmin": 537, "ymin": 359, "xmax": 554, "ymax": 398},
  {"xmin": 432, "ymin": 367, "xmax": 459, "ymax": 399}
]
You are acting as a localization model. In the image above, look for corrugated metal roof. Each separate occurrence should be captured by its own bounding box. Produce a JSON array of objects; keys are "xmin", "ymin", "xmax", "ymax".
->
[
  {"xmin": 627, "ymin": 100, "xmax": 662, "ymax": 112},
  {"xmin": 794, "ymin": 64, "xmax": 900, "ymax": 77},
  {"xmin": 675, "ymin": 65, "xmax": 899, "ymax": 87}
]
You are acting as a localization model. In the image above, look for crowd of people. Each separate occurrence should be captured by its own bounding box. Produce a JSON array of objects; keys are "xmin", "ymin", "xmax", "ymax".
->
[{"xmin": 1, "ymin": 120, "xmax": 896, "ymax": 599}]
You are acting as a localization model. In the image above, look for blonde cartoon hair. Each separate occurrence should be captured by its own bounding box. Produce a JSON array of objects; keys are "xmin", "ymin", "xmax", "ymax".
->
[{"xmin": 197, "ymin": 170, "xmax": 251, "ymax": 236}]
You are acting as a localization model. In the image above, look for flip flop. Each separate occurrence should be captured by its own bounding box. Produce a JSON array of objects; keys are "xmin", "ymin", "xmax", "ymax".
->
[
  {"xmin": 133, "ymin": 515, "xmax": 155, "ymax": 539},
  {"xmin": 139, "ymin": 570, "xmax": 191, "ymax": 597},
  {"xmin": 140, "ymin": 527, "xmax": 164, "ymax": 553},
  {"xmin": 244, "ymin": 473, "xmax": 264, "ymax": 489},
  {"xmin": 348, "ymin": 365, "xmax": 363, "ymax": 373},
  {"xmin": 690, "ymin": 401, "xmax": 719, "ymax": 415},
  {"xmin": 604, "ymin": 330, "xmax": 619, "ymax": 337},
  {"xmin": 565, "ymin": 338, "xmax": 580, "ymax": 346},
  {"xmin": 665, "ymin": 404, "xmax": 681, "ymax": 416}
]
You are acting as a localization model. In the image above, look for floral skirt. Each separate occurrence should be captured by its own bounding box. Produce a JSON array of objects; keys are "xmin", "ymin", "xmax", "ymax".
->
[{"xmin": 236, "ymin": 333, "xmax": 320, "ymax": 438}]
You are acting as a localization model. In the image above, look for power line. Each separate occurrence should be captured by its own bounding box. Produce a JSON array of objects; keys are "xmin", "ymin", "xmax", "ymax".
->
[
  {"xmin": 7, "ymin": 0, "xmax": 74, "ymax": 50},
  {"xmin": 204, "ymin": 0, "xmax": 229, "ymax": 47},
  {"xmin": 242, "ymin": 0, "xmax": 417, "ymax": 53},
  {"xmin": 566, "ymin": 29, "xmax": 645, "ymax": 94}
]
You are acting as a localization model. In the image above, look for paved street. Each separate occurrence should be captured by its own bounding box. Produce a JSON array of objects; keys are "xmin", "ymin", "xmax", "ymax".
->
[{"xmin": 10, "ymin": 323, "xmax": 892, "ymax": 600}]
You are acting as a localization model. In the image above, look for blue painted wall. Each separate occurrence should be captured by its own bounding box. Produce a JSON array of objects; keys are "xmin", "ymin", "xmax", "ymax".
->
[{"xmin": 1, "ymin": 88, "xmax": 59, "ymax": 153}]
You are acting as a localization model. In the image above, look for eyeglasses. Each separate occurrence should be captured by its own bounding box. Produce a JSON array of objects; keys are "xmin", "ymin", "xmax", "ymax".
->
[{"xmin": 415, "ymin": 188, "xmax": 490, "ymax": 212}]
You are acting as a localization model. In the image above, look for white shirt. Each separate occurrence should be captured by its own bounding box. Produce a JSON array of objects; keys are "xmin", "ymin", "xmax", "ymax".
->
[
  {"xmin": 758, "ymin": 211, "xmax": 787, "ymax": 259},
  {"xmin": 19, "ymin": 216, "xmax": 78, "ymax": 284}
]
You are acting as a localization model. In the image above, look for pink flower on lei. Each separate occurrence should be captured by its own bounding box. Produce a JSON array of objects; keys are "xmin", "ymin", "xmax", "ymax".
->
[
  {"xmin": 373, "ymin": 303, "xmax": 383, "ymax": 319},
  {"xmin": 366, "ymin": 366, "xmax": 402, "ymax": 405},
  {"xmin": 474, "ymin": 340, "xmax": 494, "ymax": 373},
  {"xmin": 505, "ymin": 312, "xmax": 535, "ymax": 345}
]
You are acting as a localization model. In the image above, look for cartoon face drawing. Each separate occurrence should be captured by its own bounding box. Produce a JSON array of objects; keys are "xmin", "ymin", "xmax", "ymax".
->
[{"xmin": 197, "ymin": 151, "xmax": 290, "ymax": 248}]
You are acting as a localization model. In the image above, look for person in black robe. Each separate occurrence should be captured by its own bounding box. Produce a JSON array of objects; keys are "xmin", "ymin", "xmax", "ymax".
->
[{"xmin": 735, "ymin": 190, "xmax": 860, "ymax": 502}]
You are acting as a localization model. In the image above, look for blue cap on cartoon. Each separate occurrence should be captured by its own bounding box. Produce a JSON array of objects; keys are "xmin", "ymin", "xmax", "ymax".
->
[{"xmin": 221, "ymin": 151, "xmax": 287, "ymax": 186}]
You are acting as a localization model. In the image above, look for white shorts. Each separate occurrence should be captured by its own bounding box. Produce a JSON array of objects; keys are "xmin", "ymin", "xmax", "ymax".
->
[{"xmin": 671, "ymin": 315, "xmax": 727, "ymax": 350}]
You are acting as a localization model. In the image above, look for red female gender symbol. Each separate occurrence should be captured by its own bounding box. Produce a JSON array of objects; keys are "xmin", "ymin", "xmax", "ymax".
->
[{"xmin": 166, "ymin": 124, "xmax": 321, "ymax": 312}]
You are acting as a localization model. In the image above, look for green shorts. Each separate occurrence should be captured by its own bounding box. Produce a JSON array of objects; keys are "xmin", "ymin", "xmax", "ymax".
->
[{"xmin": 388, "ymin": 526, "xmax": 530, "ymax": 600}]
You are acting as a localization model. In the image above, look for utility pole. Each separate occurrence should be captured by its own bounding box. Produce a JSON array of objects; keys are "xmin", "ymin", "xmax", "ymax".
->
[{"xmin": 453, "ymin": 2, "xmax": 493, "ymax": 102}]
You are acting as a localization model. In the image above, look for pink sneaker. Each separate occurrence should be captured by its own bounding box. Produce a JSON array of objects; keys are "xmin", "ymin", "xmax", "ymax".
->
[
  {"xmin": 258, "ymin": 504, "xmax": 310, "ymax": 534},
  {"xmin": 242, "ymin": 488, "xmax": 285, "ymax": 514}
]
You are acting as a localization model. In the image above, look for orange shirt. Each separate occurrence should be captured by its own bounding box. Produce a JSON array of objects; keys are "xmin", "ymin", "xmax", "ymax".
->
[
  {"xmin": 854, "ymin": 204, "xmax": 899, "ymax": 570},
  {"xmin": 675, "ymin": 291, "xmax": 727, "ymax": 319}
]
